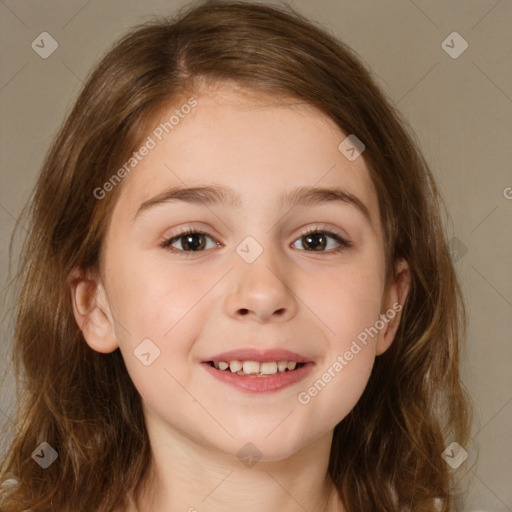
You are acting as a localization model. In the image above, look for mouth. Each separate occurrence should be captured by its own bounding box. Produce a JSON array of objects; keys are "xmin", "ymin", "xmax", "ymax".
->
[
  {"xmin": 206, "ymin": 359, "xmax": 307, "ymax": 376},
  {"xmin": 201, "ymin": 348, "xmax": 314, "ymax": 393}
]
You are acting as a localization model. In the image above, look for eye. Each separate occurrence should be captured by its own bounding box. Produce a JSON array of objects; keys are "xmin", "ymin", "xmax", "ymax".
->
[
  {"xmin": 160, "ymin": 226, "xmax": 351, "ymax": 255},
  {"xmin": 161, "ymin": 228, "xmax": 221, "ymax": 253},
  {"xmin": 291, "ymin": 228, "xmax": 351, "ymax": 253}
]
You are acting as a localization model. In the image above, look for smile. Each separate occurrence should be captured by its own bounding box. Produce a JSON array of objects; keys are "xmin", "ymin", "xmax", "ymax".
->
[
  {"xmin": 201, "ymin": 348, "xmax": 315, "ymax": 393},
  {"xmin": 209, "ymin": 359, "xmax": 305, "ymax": 376}
]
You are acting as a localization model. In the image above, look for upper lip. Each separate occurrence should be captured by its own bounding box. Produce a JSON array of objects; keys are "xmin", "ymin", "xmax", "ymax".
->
[{"xmin": 203, "ymin": 348, "xmax": 314, "ymax": 364}]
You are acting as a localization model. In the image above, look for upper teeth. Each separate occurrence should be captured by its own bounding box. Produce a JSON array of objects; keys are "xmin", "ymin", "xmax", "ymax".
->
[{"xmin": 212, "ymin": 360, "xmax": 298, "ymax": 375}]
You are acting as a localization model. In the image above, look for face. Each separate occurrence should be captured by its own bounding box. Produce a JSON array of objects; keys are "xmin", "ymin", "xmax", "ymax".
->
[{"xmin": 72, "ymin": 85, "xmax": 409, "ymax": 462}]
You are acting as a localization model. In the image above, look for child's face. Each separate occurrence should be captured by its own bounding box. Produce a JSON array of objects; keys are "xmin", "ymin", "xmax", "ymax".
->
[{"xmin": 77, "ymin": 86, "xmax": 408, "ymax": 461}]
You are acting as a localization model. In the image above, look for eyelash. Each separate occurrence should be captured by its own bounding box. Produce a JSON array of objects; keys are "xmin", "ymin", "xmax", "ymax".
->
[{"xmin": 160, "ymin": 226, "xmax": 352, "ymax": 256}]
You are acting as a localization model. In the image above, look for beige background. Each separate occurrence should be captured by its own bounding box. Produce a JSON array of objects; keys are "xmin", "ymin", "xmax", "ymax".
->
[{"xmin": 1, "ymin": 0, "xmax": 511, "ymax": 509}]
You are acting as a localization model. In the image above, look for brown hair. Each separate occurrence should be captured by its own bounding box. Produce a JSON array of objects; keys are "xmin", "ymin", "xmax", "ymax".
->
[{"xmin": 1, "ymin": 1, "xmax": 473, "ymax": 510}]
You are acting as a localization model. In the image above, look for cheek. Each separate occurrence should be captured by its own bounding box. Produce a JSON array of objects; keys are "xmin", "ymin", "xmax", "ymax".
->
[
  {"xmin": 299, "ymin": 253, "xmax": 385, "ymax": 346},
  {"xmin": 106, "ymin": 247, "xmax": 211, "ymax": 341},
  {"xmin": 293, "ymin": 254, "xmax": 384, "ymax": 427},
  {"xmin": 299, "ymin": 350, "xmax": 375, "ymax": 438},
  {"xmin": 104, "ymin": 249, "xmax": 218, "ymax": 402},
  {"xmin": 296, "ymin": 321, "xmax": 377, "ymax": 438}
]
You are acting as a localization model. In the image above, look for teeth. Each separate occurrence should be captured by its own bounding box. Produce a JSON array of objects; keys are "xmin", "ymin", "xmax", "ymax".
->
[
  {"xmin": 260, "ymin": 361, "xmax": 277, "ymax": 375},
  {"xmin": 242, "ymin": 361, "xmax": 260, "ymax": 375},
  {"xmin": 212, "ymin": 359, "xmax": 302, "ymax": 375},
  {"xmin": 229, "ymin": 360, "xmax": 243, "ymax": 373}
]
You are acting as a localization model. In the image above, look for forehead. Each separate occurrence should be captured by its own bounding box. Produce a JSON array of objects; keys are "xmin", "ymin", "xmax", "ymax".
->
[{"xmin": 110, "ymin": 86, "xmax": 380, "ymax": 226}]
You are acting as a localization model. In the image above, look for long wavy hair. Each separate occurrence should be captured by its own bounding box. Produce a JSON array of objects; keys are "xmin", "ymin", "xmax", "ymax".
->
[{"xmin": 1, "ymin": 1, "xmax": 473, "ymax": 510}]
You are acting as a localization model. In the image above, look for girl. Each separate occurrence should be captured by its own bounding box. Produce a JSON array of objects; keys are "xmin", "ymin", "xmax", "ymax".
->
[{"xmin": 0, "ymin": 1, "xmax": 472, "ymax": 510}]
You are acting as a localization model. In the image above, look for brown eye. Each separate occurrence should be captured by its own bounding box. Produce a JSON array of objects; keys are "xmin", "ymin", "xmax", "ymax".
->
[
  {"xmin": 291, "ymin": 230, "xmax": 351, "ymax": 252},
  {"xmin": 302, "ymin": 232, "xmax": 328, "ymax": 251},
  {"xmin": 177, "ymin": 233, "xmax": 206, "ymax": 251},
  {"xmin": 162, "ymin": 230, "xmax": 219, "ymax": 252}
]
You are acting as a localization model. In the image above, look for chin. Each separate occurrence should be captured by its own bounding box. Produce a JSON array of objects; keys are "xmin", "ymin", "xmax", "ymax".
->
[{"xmin": 221, "ymin": 433, "xmax": 311, "ymax": 464}]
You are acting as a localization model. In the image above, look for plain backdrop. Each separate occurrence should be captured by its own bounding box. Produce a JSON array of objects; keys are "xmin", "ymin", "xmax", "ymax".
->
[{"xmin": 1, "ymin": 1, "xmax": 511, "ymax": 510}]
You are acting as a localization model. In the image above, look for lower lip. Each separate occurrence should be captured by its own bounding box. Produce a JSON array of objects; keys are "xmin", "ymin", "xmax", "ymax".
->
[{"xmin": 202, "ymin": 362, "xmax": 314, "ymax": 393}]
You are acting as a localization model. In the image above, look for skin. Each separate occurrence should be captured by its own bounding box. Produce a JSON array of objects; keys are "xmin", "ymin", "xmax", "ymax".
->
[{"xmin": 70, "ymin": 85, "xmax": 410, "ymax": 512}]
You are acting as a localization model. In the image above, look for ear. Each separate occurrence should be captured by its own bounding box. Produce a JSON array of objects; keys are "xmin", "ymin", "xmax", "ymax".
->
[
  {"xmin": 68, "ymin": 267, "xmax": 119, "ymax": 353},
  {"xmin": 376, "ymin": 258, "xmax": 411, "ymax": 356}
]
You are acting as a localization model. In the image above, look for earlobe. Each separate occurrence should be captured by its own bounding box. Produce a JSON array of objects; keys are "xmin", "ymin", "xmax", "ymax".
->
[
  {"xmin": 68, "ymin": 268, "xmax": 119, "ymax": 354},
  {"xmin": 376, "ymin": 258, "xmax": 411, "ymax": 356}
]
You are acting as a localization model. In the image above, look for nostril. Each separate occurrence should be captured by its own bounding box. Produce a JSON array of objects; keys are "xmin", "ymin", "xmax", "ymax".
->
[{"xmin": 239, "ymin": 308, "xmax": 249, "ymax": 315}]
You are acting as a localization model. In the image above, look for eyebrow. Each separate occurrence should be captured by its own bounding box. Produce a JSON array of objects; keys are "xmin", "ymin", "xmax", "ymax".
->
[{"xmin": 134, "ymin": 184, "xmax": 372, "ymax": 224}]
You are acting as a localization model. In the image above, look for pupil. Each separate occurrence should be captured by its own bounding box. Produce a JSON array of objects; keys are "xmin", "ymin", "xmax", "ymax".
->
[
  {"xmin": 305, "ymin": 233, "xmax": 326, "ymax": 251},
  {"xmin": 183, "ymin": 234, "xmax": 205, "ymax": 251}
]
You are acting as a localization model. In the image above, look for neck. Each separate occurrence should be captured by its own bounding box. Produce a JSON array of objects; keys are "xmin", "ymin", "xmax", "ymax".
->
[{"xmin": 133, "ymin": 417, "xmax": 344, "ymax": 512}]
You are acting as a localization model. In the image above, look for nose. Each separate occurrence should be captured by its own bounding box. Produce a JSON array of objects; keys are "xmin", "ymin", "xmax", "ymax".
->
[{"xmin": 224, "ymin": 245, "xmax": 299, "ymax": 323}]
